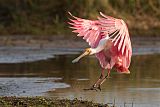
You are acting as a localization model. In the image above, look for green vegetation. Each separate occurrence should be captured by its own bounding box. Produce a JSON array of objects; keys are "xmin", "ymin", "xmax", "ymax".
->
[
  {"xmin": 0, "ymin": 97, "xmax": 111, "ymax": 107},
  {"xmin": 0, "ymin": 0, "xmax": 159, "ymax": 36}
]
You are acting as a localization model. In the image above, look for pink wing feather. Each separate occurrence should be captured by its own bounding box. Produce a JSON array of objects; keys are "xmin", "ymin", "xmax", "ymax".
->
[
  {"xmin": 68, "ymin": 12, "xmax": 103, "ymax": 48},
  {"xmin": 68, "ymin": 12, "xmax": 132, "ymax": 68},
  {"xmin": 98, "ymin": 12, "xmax": 132, "ymax": 68}
]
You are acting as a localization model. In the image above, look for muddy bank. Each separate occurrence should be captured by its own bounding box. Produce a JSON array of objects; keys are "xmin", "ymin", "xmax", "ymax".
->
[
  {"xmin": 0, "ymin": 35, "xmax": 159, "ymax": 48},
  {"xmin": 0, "ymin": 97, "xmax": 110, "ymax": 107},
  {"xmin": 0, "ymin": 35, "xmax": 86, "ymax": 63},
  {"xmin": 0, "ymin": 35, "xmax": 159, "ymax": 63},
  {"xmin": 0, "ymin": 35, "xmax": 88, "ymax": 48}
]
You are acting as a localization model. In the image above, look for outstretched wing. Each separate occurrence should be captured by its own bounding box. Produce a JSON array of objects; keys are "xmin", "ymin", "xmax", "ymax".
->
[
  {"xmin": 68, "ymin": 12, "xmax": 132, "ymax": 68},
  {"xmin": 68, "ymin": 12, "xmax": 103, "ymax": 48},
  {"xmin": 98, "ymin": 12, "xmax": 132, "ymax": 68}
]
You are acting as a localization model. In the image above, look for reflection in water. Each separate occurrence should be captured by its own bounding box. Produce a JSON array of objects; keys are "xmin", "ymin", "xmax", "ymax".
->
[
  {"xmin": 0, "ymin": 77, "xmax": 70, "ymax": 96},
  {"xmin": 0, "ymin": 54, "xmax": 159, "ymax": 107}
]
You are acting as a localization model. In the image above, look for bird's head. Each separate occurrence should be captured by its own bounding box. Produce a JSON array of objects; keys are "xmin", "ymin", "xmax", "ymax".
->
[{"xmin": 72, "ymin": 48, "xmax": 92, "ymax": 63}]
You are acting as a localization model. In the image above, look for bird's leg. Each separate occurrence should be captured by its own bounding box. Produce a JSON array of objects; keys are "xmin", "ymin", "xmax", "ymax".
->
[
  {"xmin": 99, "ymin": 69, "xmax": 111, "ymax": 86},
  {"xmin": 106, "ymin": 68, "xmax": 111, "ymax": 78},
  {"xmin": 84, "ymin": 69, "xmax": 105, "ymax": 91},
  {"xmin": 92, "ymin": 69, "xmax": 105, "ymax": 88}
]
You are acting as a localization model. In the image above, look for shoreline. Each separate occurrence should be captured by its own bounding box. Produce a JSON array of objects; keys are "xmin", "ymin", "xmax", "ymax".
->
[
  {"xmin": 0, "ymin": 35, "xmax": 160, "ymax": 46},
  {"xmin": 0, "ymin": 35, "xmax": 159, "ymax": 63},
  {"xmin": 0, "ymin": 96, "xmax": 110, "ymax": 107}
]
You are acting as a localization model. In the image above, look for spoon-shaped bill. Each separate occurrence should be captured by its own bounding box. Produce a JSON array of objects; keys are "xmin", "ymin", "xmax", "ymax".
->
[{"xmin": 72, "ymin": 50, "xmax": 90, "ymax": 63}]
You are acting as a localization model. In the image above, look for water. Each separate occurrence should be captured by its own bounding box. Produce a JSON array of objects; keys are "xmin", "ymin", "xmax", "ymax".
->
[{"xmin": 0, "ymin": 54, "xmax": 159, "ymax": 107}]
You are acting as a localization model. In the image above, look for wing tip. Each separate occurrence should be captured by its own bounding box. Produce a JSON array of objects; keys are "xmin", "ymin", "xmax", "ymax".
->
[
  {"xmin": 68, "ymin": 11, "xmax": 73, "ymax": 17},
  {"xmin": 68, "ymin": 11, "xmax": 80, "ymax": 20},
  {"xmin": 99, "ymin": 12, "xmax": 104, "ymax": 17}
]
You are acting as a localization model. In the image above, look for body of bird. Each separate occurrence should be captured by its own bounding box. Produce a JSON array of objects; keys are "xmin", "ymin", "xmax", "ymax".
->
[{"xmin": 68, "ymin": 12, "xmax": 132, "ymax": 91}]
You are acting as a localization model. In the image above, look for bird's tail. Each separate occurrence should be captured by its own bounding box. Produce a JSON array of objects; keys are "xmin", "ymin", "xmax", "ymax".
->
[{"xmin": 115, "ymin": 64, "xmax": 130, "ymax": 74}]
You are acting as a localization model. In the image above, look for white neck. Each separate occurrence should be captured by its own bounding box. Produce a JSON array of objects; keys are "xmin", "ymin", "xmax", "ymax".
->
[
  {"xmin": 90, "ymin": 45, "xmax": 105, "ymax": 55},
  {"xmin": 90, "ymin": 36, "xmax": 110, "ymax": 55}
]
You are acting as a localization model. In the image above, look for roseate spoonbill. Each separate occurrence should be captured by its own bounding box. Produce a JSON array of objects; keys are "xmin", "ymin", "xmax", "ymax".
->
[{"xmin": 68, "ymin": 12, "xmax": 132, "ymax": 91}]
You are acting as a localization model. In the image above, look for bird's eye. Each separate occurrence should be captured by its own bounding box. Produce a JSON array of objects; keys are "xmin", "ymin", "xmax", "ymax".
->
[{"xmin": 85, "ymin": 48, "xmax": 89, "ymax": 51}]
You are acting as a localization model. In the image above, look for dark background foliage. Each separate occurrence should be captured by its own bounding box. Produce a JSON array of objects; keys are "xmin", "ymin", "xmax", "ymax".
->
[{"xmin": 0, "ymin": 0, "xmax": 159, "ymax": 36}]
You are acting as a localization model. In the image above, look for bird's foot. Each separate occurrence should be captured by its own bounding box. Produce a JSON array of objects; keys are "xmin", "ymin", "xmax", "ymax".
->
[
  {"xmin": 106, "ymin": 76, "xmax": 112, "ymax": 79},
  {"xmin": 97, "ymin": 85, "xmax": 102, "ymax": 91},
  {"xmin": 83, "ymin": 85, "xmax": 98, "ymax": 91},
  {"xmin": 83, "ymin": 85, "xmax": 101, "ymax": 91}
]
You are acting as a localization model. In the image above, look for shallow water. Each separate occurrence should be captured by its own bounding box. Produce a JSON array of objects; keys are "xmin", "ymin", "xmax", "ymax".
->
[{"xmin": 0, "ymin": 54, "xmax": 159, "ymax": 107}]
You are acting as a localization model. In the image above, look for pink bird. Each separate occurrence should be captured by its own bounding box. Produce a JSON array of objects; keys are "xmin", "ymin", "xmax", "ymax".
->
[{"xmin": 68, "ymin": 12, "xmax": 132, "ymax": 91}]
